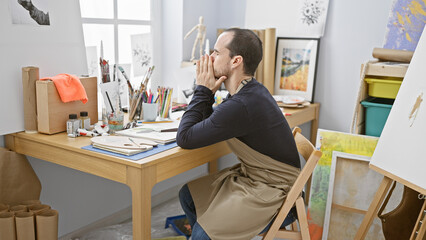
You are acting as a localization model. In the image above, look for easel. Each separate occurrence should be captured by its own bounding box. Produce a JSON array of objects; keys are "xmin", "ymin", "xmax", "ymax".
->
[{"xmin": 355, "ymin": 164, "xmax": 426, "ymax": 240}]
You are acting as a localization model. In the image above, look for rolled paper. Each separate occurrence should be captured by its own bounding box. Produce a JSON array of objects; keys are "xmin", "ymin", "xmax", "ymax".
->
[
  {"xmin": 36, "ymin": 209, "xmax": 58, "ymax": 240},
  {"xmin": 15, "ymin": 212, "xmax": 35, "ymax": 240},
  {"xmin": 263, "ymin": 28, "xmax": 276, "ymax": 94},
  {"xmin": 20, "ymin": 200, "xmax": 41, "ymax": 207},
  {"xmin": 10, "ymin": 205, "xmax": 27, "ymax": 214},
  {"xmin": 0, "ymin": 203, "xmax": 9, "ymax": 213},
  {"xmin": 372, "ymin": 47, "xmax": 414, "ymax": 63},
  {"xmin": 28, "ymin": 204, "xmax": 50, "ymax": 215},
  {"xmin": 22, "ymin": 67, "xmax": 39, "ymax": 133},
  {"xmin": 0, "ymin": 212, "xmax": 16, "ymax": 240}
]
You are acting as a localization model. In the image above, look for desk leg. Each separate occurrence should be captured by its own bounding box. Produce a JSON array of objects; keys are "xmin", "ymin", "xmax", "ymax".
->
[
  {"xmin": 127, "ymin": 166, "xmax": 156, "ymax": 240},
  {"xmin": 305, "ymin": 104, "xmax": 319, "ymax": 205},
  {"xmin": 310, "ymin": 104, "xmax": 319, "ymax": 146},
  {"xmin": 355, "ymin": 176, "xmax": 393, "ymax": 240}
]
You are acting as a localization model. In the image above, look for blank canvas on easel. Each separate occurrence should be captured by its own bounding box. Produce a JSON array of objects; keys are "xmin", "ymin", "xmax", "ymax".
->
[{"xmin": 370, "ymin": 27, "xmax": 426, "ymax": 194}]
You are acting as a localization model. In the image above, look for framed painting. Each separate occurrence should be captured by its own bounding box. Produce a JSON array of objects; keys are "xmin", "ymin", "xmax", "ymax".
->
[
  {"xmin": 274, "ymin": 37, "xmax": 320, "ymax": 102},
  {"xmin": 308, "ymin": 129, "xmax": 379, "ymax": 239}
]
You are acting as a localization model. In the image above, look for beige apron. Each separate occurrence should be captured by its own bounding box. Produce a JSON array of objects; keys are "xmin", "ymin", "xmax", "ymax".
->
[{"xmin": 188, "ymin": 138, "xmax": 300, "ymax": 240}]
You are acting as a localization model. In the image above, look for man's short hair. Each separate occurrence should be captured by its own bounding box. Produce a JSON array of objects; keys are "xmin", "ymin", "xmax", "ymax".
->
[{"xmin": 223, "ymin": 28, "xmax": 263, "ymax": 76}]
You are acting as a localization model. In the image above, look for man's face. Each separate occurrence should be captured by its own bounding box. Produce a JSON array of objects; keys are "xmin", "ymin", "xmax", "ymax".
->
[{"xmin": 210, "ymin": 32, "xmax": 233, "ymax": 79}]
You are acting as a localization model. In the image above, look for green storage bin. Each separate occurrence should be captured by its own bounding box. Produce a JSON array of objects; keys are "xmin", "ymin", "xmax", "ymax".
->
[{"xmin": 360, "ymin": 97, "xmax": 394, "ymax": 137}]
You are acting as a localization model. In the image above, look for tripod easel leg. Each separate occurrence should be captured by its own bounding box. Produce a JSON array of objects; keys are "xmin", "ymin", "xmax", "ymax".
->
[
  {"xmin": 410, "ymin": 199, "xmax": 426, "ymax": 240},
  {"xmin": 354, "ymin": 176, "xmax": 394, "ymax": 240}
]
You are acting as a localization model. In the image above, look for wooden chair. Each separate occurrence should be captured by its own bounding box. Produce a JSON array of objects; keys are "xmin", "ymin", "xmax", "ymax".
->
[{"xmin": 261, "ymin": 127, "xmax": 322, "ymax": 240}]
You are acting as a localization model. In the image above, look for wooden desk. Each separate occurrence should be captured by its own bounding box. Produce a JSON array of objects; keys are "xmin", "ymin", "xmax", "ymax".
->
[
  {"xmin": 4, "ymin": 103, "xmax": 319, "ymax": 240},
  {"xmin": 5, "ymin": 132, "xmax": 231, "ymax": 239},
  {"xmin": 283, "ymin": 103, "xmax": 320, "ymax": 145}
]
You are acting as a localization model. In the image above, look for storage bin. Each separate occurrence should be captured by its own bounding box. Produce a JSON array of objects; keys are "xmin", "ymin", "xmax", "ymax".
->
[
  {"xmin": 361, "ymin": 97, "xmax": 394, "ymax": 137},
  {"xmin": 364, "ymin": 77, "xmax": 402, "ymax": 99}
]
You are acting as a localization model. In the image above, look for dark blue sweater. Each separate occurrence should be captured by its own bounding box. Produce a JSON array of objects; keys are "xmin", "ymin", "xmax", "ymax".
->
[{"xmin": 177, "ymin": 79, "xmax": 300, "ymax": 168}]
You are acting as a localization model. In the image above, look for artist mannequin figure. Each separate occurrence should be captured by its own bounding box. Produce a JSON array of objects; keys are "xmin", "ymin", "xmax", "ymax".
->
[
  {"xmin": 184, "ymin": 16, "xmax": 206, "ymax": 62},
  {"xmin": 177, "ymin": 28, "xmax": 301, "ymax": 240}
]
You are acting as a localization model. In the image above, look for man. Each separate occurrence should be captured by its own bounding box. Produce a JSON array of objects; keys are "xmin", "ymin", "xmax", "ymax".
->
[{"xmin": 177, "ymin": 28, "xmax": 301, "ymax": 240}]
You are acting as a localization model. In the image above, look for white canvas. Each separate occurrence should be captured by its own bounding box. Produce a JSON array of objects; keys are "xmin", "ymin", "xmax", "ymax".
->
[
  {"xmin": 245, "ymin": 0, "xmax": 330, "ymax": 38},
  {"xmin": 370, "ymin": 27, "xmax": 426, "ymax": 192}
]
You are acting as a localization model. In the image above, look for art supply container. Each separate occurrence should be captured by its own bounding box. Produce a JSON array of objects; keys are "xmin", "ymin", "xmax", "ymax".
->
[
  {"xmin": 143, "ymin": 103, "xmax": 158, "ymax": 122},
  {"xmin": 361, "ymin": 97, "xmax": 394, "ymax": 137},
  {"xmin": 79, "ymin": 111, "xmax": 91, "ymax": 130},
  {"xmin": 66, "ymin": 114, "xmax": 79, "ymax": 137},
  {"xmin": 107, "ymin": 111, "xmax": 124, "ymax": 133},
  {"xmin": 364, "ymin": 77, "xmax": 403, "ymax": 99}
]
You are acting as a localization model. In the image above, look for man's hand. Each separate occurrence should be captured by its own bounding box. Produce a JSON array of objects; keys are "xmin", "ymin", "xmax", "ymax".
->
[
  {"xmin": 18, "ymin": 0, "xmax": 34, "ymax": 11},
  {"xmin": 196, "ymin": 54, "xmax": 227, "ymax": 93}
]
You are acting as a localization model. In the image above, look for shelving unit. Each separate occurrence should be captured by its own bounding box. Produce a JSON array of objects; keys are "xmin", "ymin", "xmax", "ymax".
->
[{"xmin": 351, "ymin": 61, "xmax": 409, "ymax": 135}]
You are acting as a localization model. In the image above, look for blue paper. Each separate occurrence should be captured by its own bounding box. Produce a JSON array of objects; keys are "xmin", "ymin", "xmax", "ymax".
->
[{"xmin": 82, "ymin": 142, "xmax": 178, "ymax": 161}]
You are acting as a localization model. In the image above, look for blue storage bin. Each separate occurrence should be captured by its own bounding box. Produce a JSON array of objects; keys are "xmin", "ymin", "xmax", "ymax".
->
[{"xmin": 360, "ymin": 97, "xmax": 394, "ymax": 137}]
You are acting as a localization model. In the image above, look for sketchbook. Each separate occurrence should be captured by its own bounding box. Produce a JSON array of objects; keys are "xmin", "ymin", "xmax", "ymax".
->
[
  {"xmin": 115, "ymin": 127, "xmax": 177, "ymax": 144},
  {"xmin": 92, "ymin": 143, "xmax": 152, "ymax": 156},
  {"xmin": 91, "ymin": 136, "xmax": 155, "ymax": 156}
]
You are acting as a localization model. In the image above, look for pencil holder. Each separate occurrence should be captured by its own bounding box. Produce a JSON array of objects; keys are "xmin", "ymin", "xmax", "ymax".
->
[{"xmin": 142, "ymin": 103, "xmax": 158, "ymax": 122}]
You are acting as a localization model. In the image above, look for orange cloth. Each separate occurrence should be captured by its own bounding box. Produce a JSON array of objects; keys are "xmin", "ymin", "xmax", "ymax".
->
[{"xmin": 40, "ymin": 74, "xmax": 88, "ymax": 103}]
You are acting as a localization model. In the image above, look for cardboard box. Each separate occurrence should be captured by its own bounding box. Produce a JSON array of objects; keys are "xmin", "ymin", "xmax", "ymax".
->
[{"xmin": 36, "ymin": 77, "xmax": 98, "ymax": 134}]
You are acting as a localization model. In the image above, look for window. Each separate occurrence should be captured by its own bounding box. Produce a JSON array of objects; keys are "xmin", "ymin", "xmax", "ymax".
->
[
  {"xmin": 80, "ymin": 0, "xmax": 159, "ymax": 110},
  {"xmin": 79, "ymin": 0, "xmax": 154, "ymax": 85}
]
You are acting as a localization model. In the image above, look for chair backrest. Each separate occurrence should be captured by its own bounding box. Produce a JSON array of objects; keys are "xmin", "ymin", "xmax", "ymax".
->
[
  {"xmin": 262, "ymin": 127, "xmax": 322, "ymax": 240},
  {"xmin": 289, "ymin": 127, "xmax": 322, "ymax": 199},
  {"xmin": 292, "ymin": 127, "xmax": 315, "ymax": 162}
]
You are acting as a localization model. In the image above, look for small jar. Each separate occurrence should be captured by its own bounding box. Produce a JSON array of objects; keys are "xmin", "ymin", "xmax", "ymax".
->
[
  {"xmin": 79, "ymin": 111, "xmax": 91, "ymax": 130},
  {"xmin": 66, "ymin": 114, "xmax": 79, "ymax": 137}
]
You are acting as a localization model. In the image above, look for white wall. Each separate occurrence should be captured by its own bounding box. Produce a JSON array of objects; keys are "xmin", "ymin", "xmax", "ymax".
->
[{"xmin": 315, "ymin": 0, "xmax": 392, "ymax": 131}]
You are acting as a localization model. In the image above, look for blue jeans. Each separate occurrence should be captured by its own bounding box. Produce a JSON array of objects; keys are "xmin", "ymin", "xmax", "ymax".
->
[{"xmin": 178, "ymin": 184, "xmax": 297, "ymax": 240}]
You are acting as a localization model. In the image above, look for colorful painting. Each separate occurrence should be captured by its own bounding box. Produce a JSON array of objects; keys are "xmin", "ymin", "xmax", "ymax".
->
[
  {"xmin": 280, "ymin": 48, "xmax": 310, "ymax": 91},
  {"xmin": 274, "ymin": 38, "xmax": 319, "ymax": 102},
  {"xmin": 384, "ymin": 0, "xmax": 426, "ymax": 51},
  {"xmin": 308, "ymin": 129, "xmax": 379, "ymax": 239}
]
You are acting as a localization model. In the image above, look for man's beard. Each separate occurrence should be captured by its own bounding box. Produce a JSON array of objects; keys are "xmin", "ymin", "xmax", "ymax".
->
[{"xmin": 214, "ymin": 65, "xmax": 230, "ymax": 80}]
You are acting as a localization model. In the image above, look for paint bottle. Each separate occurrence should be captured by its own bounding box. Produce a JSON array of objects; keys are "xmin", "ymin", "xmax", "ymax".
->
[
  {"xmin": 66, "ymin": 114, "xmax": 79, "ymax": 137},
  {"xmin": 79, "ymin": 111, "xmax": 91, "ymax": 130}
]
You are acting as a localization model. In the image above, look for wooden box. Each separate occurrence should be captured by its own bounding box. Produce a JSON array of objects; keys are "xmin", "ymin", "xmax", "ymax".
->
[{"xmin": 36, "ymin": 77, "xmax": 98, "ymax": 134}]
